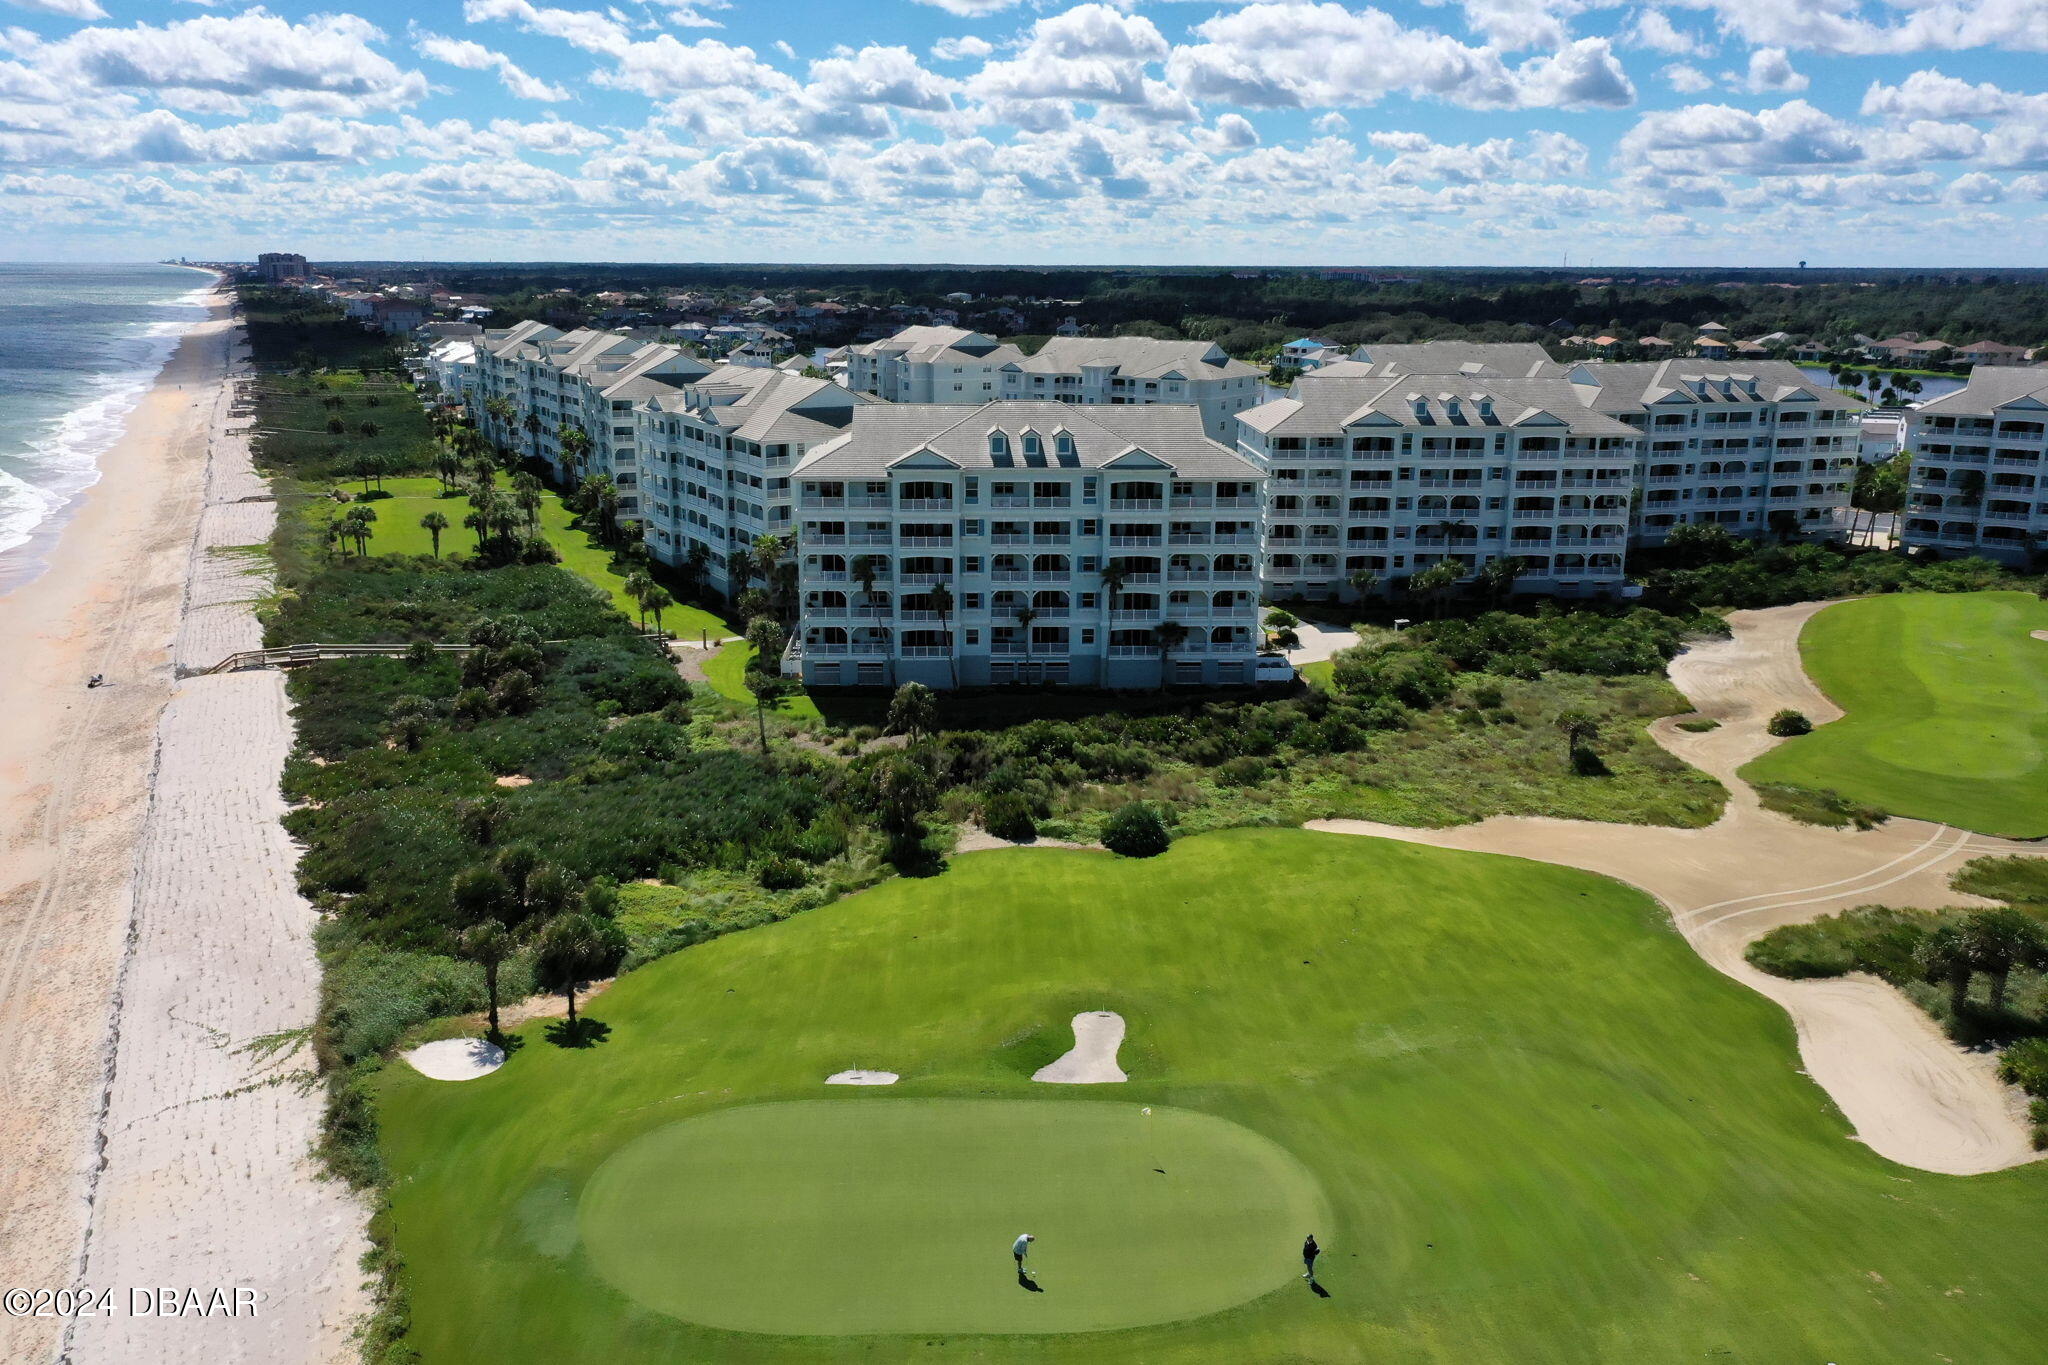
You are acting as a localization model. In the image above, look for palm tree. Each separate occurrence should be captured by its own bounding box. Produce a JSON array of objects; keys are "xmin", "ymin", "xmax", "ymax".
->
[
  {"xmin": 1348, "ymin": 566, "xmax": 1381, "ymax": 602},
  {"xmin": 681, "ymin": 540, "xmax": 712, "ymax": 598},
  {"xmin": 887, "ymin": 682, "xmax": 937, "ymax": 742},
  {"xmin": 1915, "ymin": 923, "xmax": 1976, "ymax": 1017},
  {"xmin": 1960, "ymin": 908, "xmax": 2045, "ymax": 1013},
  {"xmin": 624, "ymin": 571, "xmax": 656, "ymax": 628},
  {"xmin": 521, "ymin": 411, "xmax": 543, "ymax": 464},
  {"xmin": 420, "ymin": 510, "xmax": 449, "ymax": 558},
  {"xmin": 727, "ymin": 548, "xmax": 754, "ymax": 598},
  {"xmin": 643, "ymin": 586, "xmax": 673, "ymax": 635},
  {"xmin": 1555, "ymin": 709, "xmax": 1598, "ymax": 764},
  {"xmin": 928, "ymin": 581, "xmax": 956, "ymax": 688},
  {"xmin": 1014, "ymin": 605, "xmax": 1039, "ymax": 676},
  {"xmin": 1150, "ymin": 619, "xmax": 1190, "ymax": 690},
  {"xmin": 1475, "ymin": 555, "xmax": 1524, "ymax": 604},
  {"xmin": 511, "ymin": 471, "xmax": 544, "ymax": 532},
  {"xmin": 434, "ymin": 445, "xmax": 462, "ymax": 494},
  {"xmin": 532, "ymin": 910, "xmax": 629, "ymax": 1033},
  {"xmin": 1411, "ymin": 559, "xmax": 1463, "ymax": 619},
  {"xmin": 1098, "ymin": 559, "xmax": 1128, "ymax": 616},
  {"xmin": 558, "ymin": 423, "xmax": 591, "ymax": 476},
  {"xmin": 459, "ymin": 919, "xmax": 517, "ymax": 1042},
  {"xmin": 851, "ymin": 554, "xmax": 879, "ymax": 606},
  {"xmin": 744, "ymin": 669, "xmax": 790, "ymax": 759},
  {"xmin": 578, "ymin": 474, "xmax": 620, "ymax": 544}
]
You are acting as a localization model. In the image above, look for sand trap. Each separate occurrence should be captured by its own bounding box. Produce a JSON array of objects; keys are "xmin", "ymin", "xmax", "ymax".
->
[
  {"xmin": 404, "ymin": 1037, "xmax": 507, "ymax": 1081},
  {"xmin": 824, "ymin": 1069, "xmax": 899, "ymax": 1085},
  {"xmin": 2031, "ymin": 630, "xmax": 2047, "ymax": 643},
  {"xmin": 1033, "ymin": 1011, "xmax": 1127, "ymax": 1084},
  {"xmin": 494, "ymin": 774, "xmax": 532, "ymax": 787}
]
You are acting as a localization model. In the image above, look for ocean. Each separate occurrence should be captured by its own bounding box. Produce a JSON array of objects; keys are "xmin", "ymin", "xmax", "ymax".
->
[{"xmin": 0, "ymin": 262, "xmax": 214, "ymax": 568}]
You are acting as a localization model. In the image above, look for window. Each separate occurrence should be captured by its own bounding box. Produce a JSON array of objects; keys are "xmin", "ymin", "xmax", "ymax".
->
[{"xmin": 988, "ymin": 431, "xmax": 1009, "ymax": 459}]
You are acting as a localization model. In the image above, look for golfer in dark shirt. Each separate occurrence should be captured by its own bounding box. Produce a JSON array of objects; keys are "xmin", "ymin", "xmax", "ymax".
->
[{"xmin": 1302, "ymin": 1234, "xmax": 1320, "ymax": 1280}]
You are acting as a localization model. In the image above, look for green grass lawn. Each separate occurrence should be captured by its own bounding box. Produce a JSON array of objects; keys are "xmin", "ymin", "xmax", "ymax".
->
[
  {"xmin": 377, "ymin": 829, "xmax": 2048, "ymax": 1364},
  {"xmin": 334, "ymin": 477, "xmax": 728, "ymax": 641},
  {"xmin": 701, "ymin": 640, "xmax": 824, "ymax": 722},
  {"xmin": 1740, "ymin": 591, "xmax": 2048, "ymax": 837}
]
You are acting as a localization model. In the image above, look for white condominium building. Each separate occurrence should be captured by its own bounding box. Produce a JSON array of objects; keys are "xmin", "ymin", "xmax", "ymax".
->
[
  {"xmin": 1574, "ymin": 360, "xmax": 1863, "ymax": 548},
  {"xmin": 1240, "ymin": 369, "xmax": 1641, "ymax": 601},
  {"xmin": 636, "ymin": 367, "xmax": 873, "ymax": 599},
  {"xmin": 1904, "ymin": 369, "xmax": 2048, "ymax": 565},
  {"xmin": 1236, "ymin": 352, "xmax": 1865, "ymax": 602},
  {"xmin": 469, "ymin": 322, "xmax": 710, "ymax": 516},
  {"xmin": 843, "ymin": 326, "xmax": 1025, "ymax": 402},
  {"xmin": 994, "ymin": 337, "xmax": 1266, "ymax": 441},
  {"xmin": 790, "ymin": 402, "xmax": 1264, "ymax": 689},
  {"xmin": 847, "ymin": 327, "xmax": 1266, "ymax": 442}
]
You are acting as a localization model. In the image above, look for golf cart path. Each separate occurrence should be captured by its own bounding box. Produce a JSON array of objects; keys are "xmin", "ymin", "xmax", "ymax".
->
[{"xmin": 1312, "ymin": 601, "xmax": 2044, "ymax": 1176}]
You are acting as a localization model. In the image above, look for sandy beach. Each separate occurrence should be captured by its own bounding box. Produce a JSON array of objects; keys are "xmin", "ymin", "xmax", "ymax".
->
[{"xmin": 0, "ymin": 286, "xmax": 365, "ymax": 1363}]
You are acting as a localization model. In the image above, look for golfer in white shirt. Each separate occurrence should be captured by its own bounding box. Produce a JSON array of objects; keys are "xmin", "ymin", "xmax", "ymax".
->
[{"xmin": 1012, "ymin": 1233, "xmax": 1035, "ymax": 1274}]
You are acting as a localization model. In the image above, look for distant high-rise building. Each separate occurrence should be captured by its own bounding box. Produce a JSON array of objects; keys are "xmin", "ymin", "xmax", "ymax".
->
[{"xmin": 255, "ymin": 252, "xmax": 308, "ymax": 282}]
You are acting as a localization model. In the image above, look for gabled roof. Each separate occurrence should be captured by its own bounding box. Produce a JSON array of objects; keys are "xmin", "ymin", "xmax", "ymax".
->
[
  {"xmin": 1009, "ymin": 336, "xmax": 1261, "ymax": 381},
  {"xmin": 1913, "ymin": 368, "xmax": 2048, "ymax": 417},
  {"xmin": 794, "ymin": 401, "xmax": 1254, "ymax": 479}
]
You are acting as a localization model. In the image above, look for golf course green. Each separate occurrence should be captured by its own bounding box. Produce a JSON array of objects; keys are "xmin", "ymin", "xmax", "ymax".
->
[
  {"xmin": 377, "ymin": 830, "xmax": 2048, "ymax": 1363},
  {"xmin": 580, "ymin": 1099, "xmax": 1328, "ymax": 1334},
  {"xmin": 1741, "ymin": 591, "xmax": 2048, "ymax": 837}
]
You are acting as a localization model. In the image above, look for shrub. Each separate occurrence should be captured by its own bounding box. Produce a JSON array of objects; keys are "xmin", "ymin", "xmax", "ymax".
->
[
  {"xmin": 982, "ymin": 791, "xmax": 1037, "ymax": 842},
  {"xmin": 1215, "ymin": 755, "xmax": 1271, "ymax": 786},
  {"xmin": 1677, "ymin": 718, "xmax": 1720, "ymax": 733},
  {"xmin": 1767, "ymin": 709, "xmax": 1813, "ymax": 737},
  {"xmin": 757, "ymin": 856, "xmax": 807, "ymax": 890},
  {"xmin": 1997, "ymin": 1038, "xmax": 2048, "ymax": 1099},
  {"xmin": 1102, "ymin": 802, "xmax": 1172, "ymax": 858}
]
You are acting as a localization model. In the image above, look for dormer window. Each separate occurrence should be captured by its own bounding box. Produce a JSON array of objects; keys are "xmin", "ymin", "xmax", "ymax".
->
[
  {"xmin": 988, "ymin": 430, "xmax": 1009, "ymax": 459},
  {"xmin": 1410, "ymin": 396, "xmax": 1428, "ymax": 420},
  {"xmin": 1477, "ymin": 398, "xmax": 1494, "ymax": 421},
  {"xmin": 1054, "ymin": 431, "xmax": 1076, "ymax": 461},
  {"xmin": 1023, "ymin": 431, "xmax": 1043, "ymax": 460},
  {"xmin": 1445, "ymin": 398, "xmax": 1462, "ymax": 420}
]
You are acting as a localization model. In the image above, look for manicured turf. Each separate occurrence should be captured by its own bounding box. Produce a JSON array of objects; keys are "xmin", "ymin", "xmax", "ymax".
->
[
  {"xmin": 701, "ymin": 639, "xmax": 824, "ymax": 722},
  {"xmin": 580, "ymin": 1099, "xmax": 1327, "ymax": 1335},
  {"xmin": 335, "ymin": 477, "xmax": 728, "ymax": 641},
  {"xmin": 1741, "ymin": 591, "xmax": 2048, "ymax": 837},
  {"xmin": 378, "ymin": 829, "xmax": 2048, "ymax": 1363}
]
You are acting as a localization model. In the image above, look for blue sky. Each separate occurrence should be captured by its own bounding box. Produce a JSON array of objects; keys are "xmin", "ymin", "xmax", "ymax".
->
[{"xmin": 1, "ymin": 0, "xmax": 2045, "ymax": 265}]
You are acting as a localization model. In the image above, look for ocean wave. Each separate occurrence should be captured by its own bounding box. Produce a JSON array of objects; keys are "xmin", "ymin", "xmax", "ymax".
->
[{"xmin": 0, "ymin": 286, "xmax": 211, "ymax": 558}]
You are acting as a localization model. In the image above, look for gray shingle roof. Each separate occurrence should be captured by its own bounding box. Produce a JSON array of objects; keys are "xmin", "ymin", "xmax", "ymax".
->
[
  {"xmin": 1914, "ymin": 368, "xmax": 2048, "ymax": 416},
  {"xmin": 1008, "ymin": 336, "xmax": 1261, "ymax": 381},
  {"xmin": 1336, "ymin": 342, "xmax": 1565, "ymax": 379},
  {"xmin": 1245, "ymin": 373, "xmax": 1638, "ymax": 436},
  {"xmin": 794, "ymin": 401, "xmax": 1257, "ymax": 479}
]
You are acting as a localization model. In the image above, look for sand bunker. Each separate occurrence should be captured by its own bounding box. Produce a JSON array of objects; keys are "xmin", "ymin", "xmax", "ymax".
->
[
  {"xmin": 824, "ymin": 1070, "xmax": 899, "ymax": 1085},
  {"xmin": 2031, "ymin": 630, "xmax": 2048, "ymax": 643},
  {"xmin": 404, "ymin": 1038, "xmax": 507, "ymax": 1081},
  {"xmin": 1033, "ymin": 1011, "xmax": 1127, "ymax": 1084}
]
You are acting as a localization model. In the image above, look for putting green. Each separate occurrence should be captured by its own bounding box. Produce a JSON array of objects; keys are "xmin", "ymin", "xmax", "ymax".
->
[
  {"xmin": 1740, "ymin": 591, "xmax": 2048, "ymax": 836},
  {"xmin": 578, "ymin": 1099, "xmax": 1328, "ymax": 1335}
]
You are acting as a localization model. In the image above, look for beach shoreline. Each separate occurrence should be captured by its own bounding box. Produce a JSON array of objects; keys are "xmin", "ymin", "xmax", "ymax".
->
[
  {"xmin": 0, "ymin": 281, "xmax": 366, "ymax": 1363},
  {"xmin": 0, "ymin": 265, "xmax": 223, "ymax": 597}
]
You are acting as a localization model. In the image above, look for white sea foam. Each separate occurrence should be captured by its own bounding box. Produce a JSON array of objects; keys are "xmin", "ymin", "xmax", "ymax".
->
[{"xmin": 0, "ymin": 282, "xmax": 211, "ymax": 559}]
